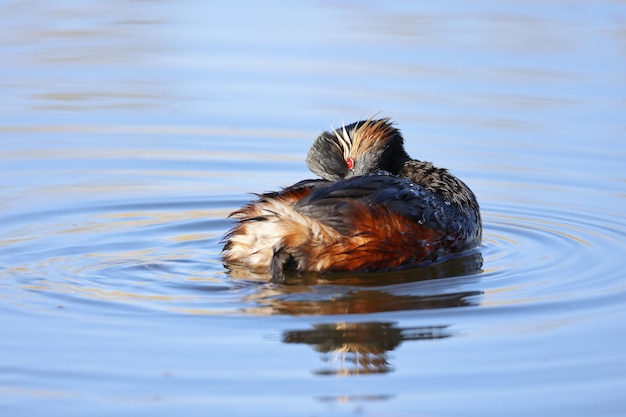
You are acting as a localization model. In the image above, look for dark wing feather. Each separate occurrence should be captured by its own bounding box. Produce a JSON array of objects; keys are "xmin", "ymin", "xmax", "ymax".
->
[{"xmin": 294, "ymin": 172, "xmax": 459, "ymax": 235}]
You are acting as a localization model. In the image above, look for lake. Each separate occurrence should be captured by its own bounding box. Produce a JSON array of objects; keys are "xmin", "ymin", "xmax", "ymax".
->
[{"xmin": 2, "ymin": 1, "xmax": 626, "ymax": 416}]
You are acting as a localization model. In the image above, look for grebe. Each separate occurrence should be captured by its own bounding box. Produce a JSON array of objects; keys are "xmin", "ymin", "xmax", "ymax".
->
[{"xmin": 222, "ymin": 117, "xmax": 481, "ymax": 282}]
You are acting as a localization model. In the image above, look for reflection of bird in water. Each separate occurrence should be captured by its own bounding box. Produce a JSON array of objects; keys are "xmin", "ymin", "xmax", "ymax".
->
[
  {"xmin": 283, "ymin": 322, "xmax": 451, "ymax": 375},
  {"xmin": 241, "ymin": 251, "xmax": 483, "ymax": 316},
  {"xmin": 223, "ymin": 117, "xmax": 481, "ymax": 282},
  {"xmin": 245, "ymin": 281, "xmax": 483, "ymax": 316}
]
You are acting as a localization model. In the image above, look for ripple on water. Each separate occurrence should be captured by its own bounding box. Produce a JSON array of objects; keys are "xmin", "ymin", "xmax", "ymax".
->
[
  {"xmin": 2, "ymin": 185, "xmax": 625, "ymax": 320},
  {"xmin": 481, "ymin": 201, "xmax": 626, "ymax": 308},
  {"xmin": 0, "ymin": 196, "xmax": 234, "ymax": 315}
]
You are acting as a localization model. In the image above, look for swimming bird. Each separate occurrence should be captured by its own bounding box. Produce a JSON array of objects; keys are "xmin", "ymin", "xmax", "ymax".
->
[{"xmin": 222, "ymin": 117, "xmax": 481, "ymax": 282}]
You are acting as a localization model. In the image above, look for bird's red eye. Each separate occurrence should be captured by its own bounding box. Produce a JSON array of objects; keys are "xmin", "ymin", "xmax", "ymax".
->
[{"xmin": 346, "ymin": 158, "xmax": 354, "ymax": 170}]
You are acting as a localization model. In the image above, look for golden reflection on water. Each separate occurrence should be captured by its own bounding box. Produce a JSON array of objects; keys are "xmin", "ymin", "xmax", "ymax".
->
[
  {"xmin": 21, "ymin": 281, "xmax": 195, "ymax": 303},
  {"xmin": 12, "ymin": 250, "xmax": 217, "ymax": 310},
  {"xmin": 1, "ymin": 207, "xmax": 228, "ymax": 249},
  {"xmin": 4, "ymin": 206, "xmax": 226, "ymax": 308},
  {"xmin": 283, "ymin": 322, "xmax": 451, "ymax": 376},
  {"xmin": 490, "ymin": 212, "xmax": 591, "ymax": 246}
]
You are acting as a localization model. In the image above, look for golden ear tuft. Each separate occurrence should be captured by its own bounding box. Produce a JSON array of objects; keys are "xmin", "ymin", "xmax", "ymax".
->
[{"xmin": 349, "ymin": 117, "xmax": 396, "ymax": 160}]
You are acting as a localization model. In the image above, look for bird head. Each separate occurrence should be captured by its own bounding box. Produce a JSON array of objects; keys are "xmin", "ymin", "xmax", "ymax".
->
[{"xmin": 306, "ymin": 117, "xmax": 410, "ymax": 180}]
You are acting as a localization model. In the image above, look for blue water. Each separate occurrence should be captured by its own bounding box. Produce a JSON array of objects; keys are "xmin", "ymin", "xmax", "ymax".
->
[{"xmin": 2, "ymin": 1, "xmax": 626, "ymax": 416}]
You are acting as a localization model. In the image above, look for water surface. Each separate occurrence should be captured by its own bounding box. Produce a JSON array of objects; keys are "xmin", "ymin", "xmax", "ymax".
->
[{"xmin": 2, "ymin": 1, "xmax": 626, "ymax": 416}]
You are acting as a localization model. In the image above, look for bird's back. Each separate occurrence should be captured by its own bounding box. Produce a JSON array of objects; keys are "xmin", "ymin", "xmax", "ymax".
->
[{"xmin": 223, "ymin": 172, "xmax": 481, "ymax": 282}]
